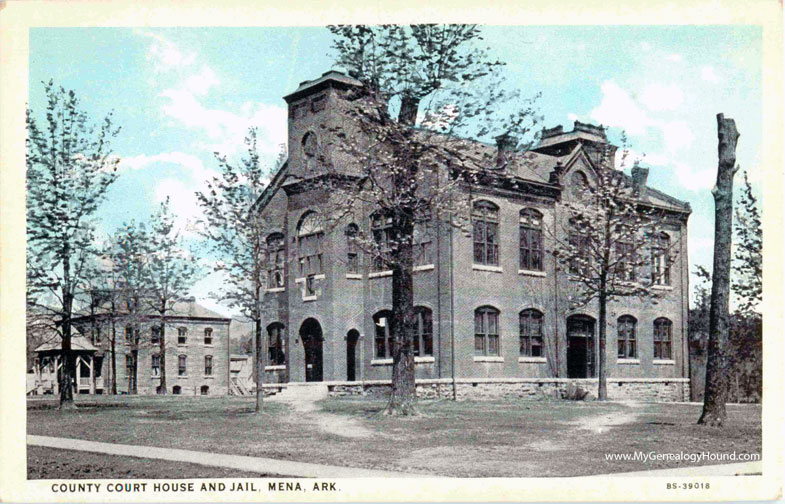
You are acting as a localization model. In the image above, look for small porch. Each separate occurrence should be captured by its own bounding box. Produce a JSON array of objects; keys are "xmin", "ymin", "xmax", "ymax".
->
[{"xmin": 31, "ymin": 336, "xmax": 103, "ymax": 396}]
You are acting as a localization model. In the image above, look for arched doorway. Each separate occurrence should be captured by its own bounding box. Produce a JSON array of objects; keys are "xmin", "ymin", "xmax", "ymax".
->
[
  {"xmin": 300, "ymin": 318, "xmax": 323, "ymax": 382},
  {"xmin": 346, "ymin": 330, "xmax": 360, "ymax": 382},
  {"xmin": 566, "ymin": 315, "xmax": 596, "ymax": 378}
]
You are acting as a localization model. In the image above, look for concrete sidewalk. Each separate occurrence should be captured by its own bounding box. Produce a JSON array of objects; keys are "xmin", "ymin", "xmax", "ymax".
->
[
  {"xmin": 597, "ymin": 460, "xmax": 762, "ymax": 477},
  {"xmin": 28, "ymin": 435, "xmax": 429, "ymax": 478}
]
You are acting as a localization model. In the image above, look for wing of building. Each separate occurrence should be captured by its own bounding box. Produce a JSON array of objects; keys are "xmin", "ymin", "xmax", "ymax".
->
[
  {"xmin": 255, "ymin": 71, "xmax": 692, "ymax": 401},
  {"xmin": 29, "ymin": 299, "xmax": 232, "ymax": 397}
]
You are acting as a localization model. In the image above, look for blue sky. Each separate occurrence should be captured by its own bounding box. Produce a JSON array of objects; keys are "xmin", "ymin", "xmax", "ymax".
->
[{"xmin": 29, "ymin": 26, "xmax": 762, "ymax": 315}]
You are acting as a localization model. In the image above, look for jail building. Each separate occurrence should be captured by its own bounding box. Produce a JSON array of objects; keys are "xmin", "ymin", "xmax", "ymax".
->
[
  {"xmin": 254, "ymin": 71, "xmax": 691, "ymax": 401},
  {"xmin": 31, "ymin": 299, "xmax": 231, "ymax": 396}
]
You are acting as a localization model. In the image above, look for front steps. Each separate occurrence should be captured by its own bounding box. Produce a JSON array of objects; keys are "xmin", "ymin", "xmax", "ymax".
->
[{"xmin": 270, "ymin": 382, "xmax": 329, "ymax": 401}]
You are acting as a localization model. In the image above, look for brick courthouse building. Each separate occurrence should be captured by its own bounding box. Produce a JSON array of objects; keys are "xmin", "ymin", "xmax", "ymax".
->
[{"xmin": 255, "ymin": 71, "xmax": 691, "ymax": 401}]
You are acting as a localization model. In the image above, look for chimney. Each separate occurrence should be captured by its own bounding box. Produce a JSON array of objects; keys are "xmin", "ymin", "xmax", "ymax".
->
[
  {"xmin": 631, "ymin": 162, "xmax": 649, "ymax": 193},
  {"xmin": 495, "ymin": 132, "xmax": 517, "ymax": 170}
]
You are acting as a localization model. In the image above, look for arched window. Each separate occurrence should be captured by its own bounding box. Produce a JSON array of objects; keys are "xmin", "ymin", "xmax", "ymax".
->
[
  {"xmin": 519, "ymin": 208, "xmax": 543, "ymax": 271},
  {"xmin": 200, "ymin": 385, "xmax": 210, "ymax": 396},
  {"xmin": 177, "ymin": 327, "xmax": 187, "ymax": 345},
  {"xmin": 652, "ymin": 232, "xmax": 671, "ymax": 285},
  {"xmin": 474, "ymin": 306, "xmax": 500, "ymax": 356},
  {"xmin": 519, "ymin": 309, "xmax": 543, "ymax": 357},
  {"xmin": 267, "ymin": 323, "xmax": 286, "ymax": 366},
  {"xmin": 373, "ymin": 310, "xmax": 394, "ymax": 359},
  {"xmin": 178, "ymin": 355, "xmax": 187, "ymax": 376},
  {"xmin": 653, "ymin": 318, "xmax": 673, "ymax": 359},
  {"xmin": 570, "ymin": 171, "xmax": 589, "ymax": 199},
  {"xmin": 267, "ymin": 233, "xmax": 285, "ymax": 288},
  {"xmin": 413, "ymin": 307, "xmax": 433, "ymax": 357},
  {"xmin": 204, "ymin": 355, "xmax": 213, "ymax": 376},
  {"xmin": 371, "ymin": 212, "xmax": 393, "ymax": 272},
  {"xmin": 297, "ymin": 212, "xmax": 323, "ymax": 277},
  {"xmin": 473, "ymin": 201, "xmax": 499, "ymax": 266},
  {"xmin": 345, "ymin": 224, "xmax": 359, "ymax": 274},
  {"xmin": 204, "ymin": 328, "xmax": 213, "ymax": 346},
  {"xmin": 568, "ymin": 217, "xmax": 591, "ymax": 276},
  {"xmin": 617, "ymin": 315, "xmax": 637, "ymax": 358}
]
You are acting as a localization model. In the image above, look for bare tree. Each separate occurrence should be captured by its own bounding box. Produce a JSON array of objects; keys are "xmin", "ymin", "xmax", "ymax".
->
[
  {"xmin": 26, "ymin": 81, "xmax": 121, "ymax": 407},
  {"xmin": 322, "ymin": 24, "xmax": 541, "ymax": 415},
  {"xmin": 549, "ymin": 154, "xmax": 680, "ymax": 400},
  {"xmin": 196, "ymin": 128, "xmax": 278, "ymax": 412},
  {"xmin": 699, "ymin": 114, "xmax": 740, "ymax": 426}
]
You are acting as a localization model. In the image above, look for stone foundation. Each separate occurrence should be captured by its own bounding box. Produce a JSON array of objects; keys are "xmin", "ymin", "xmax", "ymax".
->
[{"xmin": 325, "ymin": 378, "xmax": 689, "ymax": 402}]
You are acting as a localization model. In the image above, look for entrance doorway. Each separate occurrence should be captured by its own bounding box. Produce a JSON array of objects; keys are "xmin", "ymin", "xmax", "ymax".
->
[
  {"xmin": 300, "ymin": 318, "xmax": 323, "ymax": 382},
  {"xmin": 567, "ymin": 315, "xmax": 596, "ymax": 378},
  {"xmin": 346, "ymin": 330, "xmax": 360, "ymax": 381}
]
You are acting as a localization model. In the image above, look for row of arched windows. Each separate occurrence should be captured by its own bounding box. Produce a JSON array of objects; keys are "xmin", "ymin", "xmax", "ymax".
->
[{"xmin": 472, "ymin": 306, "xmax": 673, "ymax": 360}]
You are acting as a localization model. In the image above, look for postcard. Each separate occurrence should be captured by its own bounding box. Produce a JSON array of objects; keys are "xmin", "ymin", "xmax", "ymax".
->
[{"xmin": 0, "ymin": 0, "xmax": 782, "ymax": 502}]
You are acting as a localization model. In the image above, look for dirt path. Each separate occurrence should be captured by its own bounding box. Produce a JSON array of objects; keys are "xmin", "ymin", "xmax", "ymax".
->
[
  {"xmin": 568, "ymin": 405, "xmax": 642, "ymax": 433},
  {"xmin": 285, "ymin": 399, "xmax": 376, "ymax": 439}
]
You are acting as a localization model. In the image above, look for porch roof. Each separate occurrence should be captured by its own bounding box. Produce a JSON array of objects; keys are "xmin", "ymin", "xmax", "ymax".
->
[{"xmin": 34, "ymin": 335, "xmax": 98, "ymax": 353}]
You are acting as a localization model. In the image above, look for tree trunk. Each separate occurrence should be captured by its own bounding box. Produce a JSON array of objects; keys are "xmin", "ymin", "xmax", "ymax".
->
[
  {"xmin": 699, "ymin": 113, "xmax": 739, "ymax": 427},
  {"xmin": 59, "ymin": 283, "xmax": 76, "ymax": 409},
  {"xmin": 159, "ymin": 317, "xmax": 167, "ymax": 394},
  {"xmin": 255, "ymin": 317, "xmax": 264, "ymax": 413},
  {"xmin": 597, "ymin": 289, "xmax": 608, "ymax": 400},
  {"xmin": 110, "ymin": 317, "xmax": 117, "ymax": 395},
  {"xmin": 386, "ymin": 215, "xmax": 417, "ymax": 415}
]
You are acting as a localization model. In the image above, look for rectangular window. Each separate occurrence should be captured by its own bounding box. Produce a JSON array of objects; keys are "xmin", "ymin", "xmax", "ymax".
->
[
  {"xmin": 178, "ymin": 355, "xmax": 187, "ymax": 376},
  {"xmin": 652, "ymin": 234, "xmax": 671, "ymax": 285},
  {"xmin": 615, "ymin": 242, "xmax": 637, "ymax": 282},
  {"xmin": 414, "ymin": 213, "xmax": 433, "ymax": 267},
  {"xmin": 374, "ymin": 314, "xmax": 392, "ymax": 358},
  {"xmin": 204, "ymin": 328, "xmax": 213, "ymax": 346},
  {"xmin": 520, "ymin": 310, "xmax": 543, "ymax": 357},
  {"xmin": 654, "ymin": 319, "xmax": 673, "ymax": 359},
  {"xmin": 151, "ymin": 354, "xmax": 160, "ymax": 377},
  {"xmin": 267, "ymin": 235, "xmax": 286, "ymax": 288},
  {"xmin": 204, "ymin": 355, "xmax": 213, "ymax": 376},
  {"xmin": 473, "ymin": 202, "xmax": 499, "ymax": 266},
  {"xmin": 371, "ymin": 214, "xmax": 393, "ymax": 272},
  {"xmin": 151, "ymin": 327, "xmax": 161, "ymax": 344},
  {"xmin": 268, "ymin": 325, "xmax": 286, "ymax": 366},
  {"xmin": 569, "ymin": 232, "xmax": 591, "ymax": 276},
  {"xmin": 617, "ymin": 317, "xmax": 637, "ymax": 358},
  {"xmin": 413, "ymin": 308, "xmax": 433, "ymax": 357},
  {"xmin": 177, "ymin": 327, "xmax": 187, "ymax": 345}
]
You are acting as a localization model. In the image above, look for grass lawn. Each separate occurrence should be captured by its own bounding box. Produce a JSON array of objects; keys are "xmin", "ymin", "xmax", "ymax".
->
[
  {"xmin": 27, "ymin": 396, "xmax": 761, "ymax": 477},
  {"xmin": 27, "ymin": 446, "xmax": 277, "ymax": 479}
]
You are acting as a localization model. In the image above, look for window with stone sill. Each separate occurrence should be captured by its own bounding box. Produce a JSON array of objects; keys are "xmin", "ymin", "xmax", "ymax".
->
[
  {"xmin": 178, "ymin": 355, "xmax": 187, "ymax": 376},
  {"xmin": 371, "ymin": 212, "xmax": 393, "ymax": 272},
  {"xmin": 151, "ymin": 326, "xmax": 161, "ymax": 344},
  {"xmin": 651, "ymin": 232, "xmax": 671, "ymax": 286},
  {"xmin": 414, "ymin": 210, "xmax": 433, "ymax": 267},
  {"xmin": 654, "ymin": 317, "xmax": 673, "ymax": 360},
  {"xmin": 519, "ymin": 309, "xmax": 543, "ymax": 357},
  {"xmin": 519, "ymin": 208, "xmax": 543, "ymax": 272},
  {"xmin": 297, "ymin": 211, "xmax": 324, "ymax": 277},
  {"xmin": 345, "ymin": 223, "xmax": 360, "ymax": 274},
  {"xmin": 204, "ymin": 328, "xmax": 213, "ymax": 346},
  {"xmin": 204, "ymin": 355, "xmax": 213, "ymax": 376},
  {"xmin": 267, "ymin": 323, "xmax": 286, "ymax": 366},
  {"xmin": 373, "ymin": 310, "xmax": 394, "ymax": 359},
  {"xmin": 615, "ymin": 241, "xmax": 637, "ymax": 282},
  {"xmin": 475, "ymin": 306, "xmax": 500, "ymax": 357},
  {"xmin": 267, "ymin": 233, "xmax": 286, "ymax": 289},
  {"xmin": 413, "ymin": 306, "xmax": 434, "ymax": 357},
  {"xmin": 151, "ymin": 354, "xmax": 160, "ymax": 377},
  {"xmin": 617, "ymin": 315, "xmax": 637, "ymax": 359},
  {"xmin": 177, "ymin": 327, "xmax": 187, "ymax": 345},
  {"xmin": 472, "ymin": 201, "xmax": 499, "ymax": 266}
]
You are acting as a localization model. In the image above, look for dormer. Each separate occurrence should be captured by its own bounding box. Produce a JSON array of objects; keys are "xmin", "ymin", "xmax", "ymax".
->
[{"xmin": 533, "ymin": 121, "xmax": 616, "ymax": 168}]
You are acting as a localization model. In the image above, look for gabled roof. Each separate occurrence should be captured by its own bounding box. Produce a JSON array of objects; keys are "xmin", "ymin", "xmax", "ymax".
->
[
  {"xmin": 165, "ymin": 299, "xmax": 229, "ymax": 320},
  {"xmin": 34, "ymin": 335, "xmax": 98, "ymax": 353},
  {"xmin": 283, "ymin": 70, "xmax": 363, "ymax": 103}
]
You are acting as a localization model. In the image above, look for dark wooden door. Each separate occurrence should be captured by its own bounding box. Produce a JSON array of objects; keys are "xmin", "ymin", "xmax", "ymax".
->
[{"xmin": 346, "ymin": 330, "xmax": 359, "ymax": 382}]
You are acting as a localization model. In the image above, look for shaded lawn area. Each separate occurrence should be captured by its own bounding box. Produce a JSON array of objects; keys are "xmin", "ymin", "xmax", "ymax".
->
[
  {"xmin": 27, "ymin": 396, "xmax": 761, "ymax": 477},
  {"xmin": 28, "ymin": 446, "xmax": 276, "ymax": 479}
]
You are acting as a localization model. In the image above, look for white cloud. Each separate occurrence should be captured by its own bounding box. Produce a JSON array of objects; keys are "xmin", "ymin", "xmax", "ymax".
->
[
  {"xmin": 673, "ymin": 160, "xmax": 715, "ymax": 191},
  {"xmin": 662, "ymin": 120, "xmax": 695, "ymax": 152},
  {"xmin": 640, "ymin": 83, "xmax": 684, "ymax": 112},
  {"xmin": 640, "ymin": 42, "xmax": 652, "ymax": 52},
  {"xmin": 700, "ymin": 66, "xmax": 719, "ymax": 83},
  {"xmin": 153, "ymin": 178, "xmax": 201, "ymax": 236},
  {"xmin": 667, "ymin": 54, "xmax": 683, "ymax": 62},
  {"xmin": 138, "ymin": 31, "xmax": 196, "ymax": 72},
  {"xmin": 589, "ymin": 80, "xmax": 651, "ymax": 135},
  {"xmin": 184, "ymin": 65, "xmax": 219, "ymax": 96}
]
